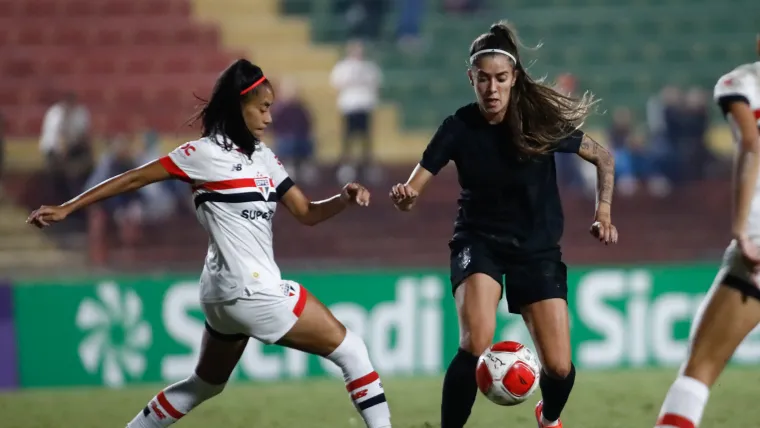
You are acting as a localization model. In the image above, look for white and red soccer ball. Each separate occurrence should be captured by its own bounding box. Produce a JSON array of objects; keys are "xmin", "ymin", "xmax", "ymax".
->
[{"xmin": 476, "ymin": 341, "xmax": 541, "ymax": 406}]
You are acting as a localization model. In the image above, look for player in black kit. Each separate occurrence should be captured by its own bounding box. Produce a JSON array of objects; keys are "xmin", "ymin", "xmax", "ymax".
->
[{"xmin": 390, "ymin": 22, "xmax": 617, "ymax": 428}]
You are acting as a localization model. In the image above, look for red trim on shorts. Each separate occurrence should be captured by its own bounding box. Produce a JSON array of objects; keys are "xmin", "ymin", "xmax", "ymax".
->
[
  {"xmin": 656, "ymin": 414, "xmax": 695, "ymax": 428},
  {"xmin": 199, "ymin": 178, "xmax": 258, "ymax": 191},
  {"xmin": 157, "ymin": 391, "xmax": 185, "ymax": 419},
  {"xmin": 158, "ymin": 156, "xmax": 191, "ymax": 182},
  {"xmin": 292, "ymin": 284, "xmax": 307, "ymax": 317},
  {"xmin": 346, "ymin": 371, "xmax": 379, "ymax": 392}
]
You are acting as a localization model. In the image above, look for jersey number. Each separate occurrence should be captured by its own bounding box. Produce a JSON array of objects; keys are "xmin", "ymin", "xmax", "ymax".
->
[{"xmin": 181, "ymin": 143, "xmax": 196, "ymax": 156}]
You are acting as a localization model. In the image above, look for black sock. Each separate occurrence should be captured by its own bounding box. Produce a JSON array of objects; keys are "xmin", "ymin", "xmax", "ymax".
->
[
  {"xmin": 441, "ymin": 348, "xmax": 479, "ymax": 428},
  {"xmin": 539, "ymin": 363, "xmax": 576, "ymax": 422}
]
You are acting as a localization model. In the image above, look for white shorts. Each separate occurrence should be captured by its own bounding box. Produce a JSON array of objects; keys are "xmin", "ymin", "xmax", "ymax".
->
[
  {"xmin": 716, "ymin": 239, "xmax": 760, "ymax": 294},
  {"xmin": 201, "ymin": 280, "xmax": 307, "ymax": 344}
]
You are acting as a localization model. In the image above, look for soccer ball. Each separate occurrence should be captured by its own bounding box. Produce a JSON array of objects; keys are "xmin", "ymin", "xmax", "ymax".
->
[{"xmin": 475, "ymin": 341, "xmax": 541, "ymax": 406}]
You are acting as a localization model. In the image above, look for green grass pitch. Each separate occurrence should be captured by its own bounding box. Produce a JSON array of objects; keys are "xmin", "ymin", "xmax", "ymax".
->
[{"xmin": 1, "ymin": 369, "xmax": 758, "ymax": 427}]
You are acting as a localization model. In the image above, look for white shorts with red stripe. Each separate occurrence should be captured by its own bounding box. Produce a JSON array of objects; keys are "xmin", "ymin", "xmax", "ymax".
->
[{"xmin": 201, "ymin": 280, "xmax": 308, "ymax": 344}]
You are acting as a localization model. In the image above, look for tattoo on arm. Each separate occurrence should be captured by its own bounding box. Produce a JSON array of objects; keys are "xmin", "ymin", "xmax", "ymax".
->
[{"xmin": 577, "ymin": 134, "xmax": 615, "ymax": 206}]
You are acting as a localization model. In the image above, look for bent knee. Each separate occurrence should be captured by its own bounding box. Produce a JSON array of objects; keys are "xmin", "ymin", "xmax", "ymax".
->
[{"xmin": 542, "ymin": 359, "xmax": 573, "ymax": 379}]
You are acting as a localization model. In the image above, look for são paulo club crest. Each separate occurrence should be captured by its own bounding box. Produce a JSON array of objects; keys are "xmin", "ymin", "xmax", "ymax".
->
[{"xmin": 254, "ymin": 174, "xmax": 275, "ymax": 199}]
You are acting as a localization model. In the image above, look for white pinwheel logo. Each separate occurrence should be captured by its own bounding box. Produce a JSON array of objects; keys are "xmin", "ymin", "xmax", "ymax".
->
[{"xmin": 76, "ymin": 282, "xmax": 152, "ymax": 387}]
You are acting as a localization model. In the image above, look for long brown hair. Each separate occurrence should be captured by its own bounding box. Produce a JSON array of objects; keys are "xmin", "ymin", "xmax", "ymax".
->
[{"xmin": 470, "ymin": 21, "xmax": 599, "ymax": 156}]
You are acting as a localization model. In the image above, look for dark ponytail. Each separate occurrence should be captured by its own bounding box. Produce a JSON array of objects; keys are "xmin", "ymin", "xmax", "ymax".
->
[
  {"xmin": 470, "ymin": 21, "xmax": 599, "ymax": 156},
  {"xmin": 189, "ymin": 59, "xmax": 272, "ymax": 157}
]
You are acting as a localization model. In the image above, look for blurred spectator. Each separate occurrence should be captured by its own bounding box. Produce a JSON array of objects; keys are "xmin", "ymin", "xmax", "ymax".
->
[
  {"xmin": 677, "ymin": 87, "xmax": 716, "ymax": 180},
  {"xmin": 396, "ymin": 0, "xmax": 425, "ymax": 53},
  {"xmin": 271, "ymin": 78, "xmax": 318, "ymax": 183},
  {"xmin": 330, "ymin": 40, "xmax": 383, "ymax": 183},
  {"xmin": 133, "ymin": 128, "xmax": 188, "ymax": 221},
  {"xmin": 39, "ymin": 92, "xmax": 93, "ymax": 202},
  {"xmin": 86, "ymin": 131, "xmax": 188, "ymax": 265},
  {"xmin": 647, "ymin": 86, "xmax": 719, "ymax": 183},
  {"xmin": 85, "ymin": 135, "xmax": 142, "ymax": 265},
  {"xmin": 444, "ymin": 0, "xmax": 483, "ymax": 13},
  {"xmin": 646, "ymin": 86, "xmax": 682, "ymax": 182},
  {"xmin": 333, "ymin": 0, "xmax": 388, "ymax": 41},
  {"xmin": 608, "ymin": 107, "xmax": 671, "ymax": 197}
]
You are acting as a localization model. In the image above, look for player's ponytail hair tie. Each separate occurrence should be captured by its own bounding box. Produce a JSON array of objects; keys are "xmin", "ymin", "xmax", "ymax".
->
[
  {"xmin": 469, "ymin": 49, "xmax": 518, "ymax": 66},
  {"xmin": 240, "ymin": 76, "xmax": 267, "ymax": 95}
]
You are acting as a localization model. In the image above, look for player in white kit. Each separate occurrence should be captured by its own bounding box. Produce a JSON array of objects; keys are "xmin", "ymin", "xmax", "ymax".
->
[
  {"xmin": 654, "ymin": 36, "xmax": 760, "ymax": 428},
  {"xmin": 27, "ymin": 59, "xmax": 393, "ymax": 428}
]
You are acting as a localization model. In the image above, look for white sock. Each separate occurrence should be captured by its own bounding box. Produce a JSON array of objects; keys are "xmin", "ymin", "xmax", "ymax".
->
[
  {"xmin": 127, "ymin": 373, "xmax": 225, "ymax": 428},
  {"xmin": 541, "ymin": 415, "xmax": 561, "ymax": 427},
  {"xmin": 655, "ymin": 376, "xmax": 710, "ymax": 428},
  {"xmin": 327, "ymin": 329, "xmax": 392, "ymax": 428}
]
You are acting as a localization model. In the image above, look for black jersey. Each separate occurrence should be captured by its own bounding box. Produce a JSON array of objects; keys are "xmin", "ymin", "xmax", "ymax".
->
[{"xmin": 420, "ymin": 103, "xmax": 583, "ymax": 257}]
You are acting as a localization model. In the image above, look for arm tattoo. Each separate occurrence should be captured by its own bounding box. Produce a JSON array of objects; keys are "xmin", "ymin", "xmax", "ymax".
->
[{"xmin": 577, "ymin": 134, "xmax": 615, "ymax": 207}]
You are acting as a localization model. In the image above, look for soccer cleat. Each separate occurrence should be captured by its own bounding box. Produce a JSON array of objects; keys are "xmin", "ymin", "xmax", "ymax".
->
[{"xmin": 535, "ymin": 400, "xmax": 563, "ymax": 428}]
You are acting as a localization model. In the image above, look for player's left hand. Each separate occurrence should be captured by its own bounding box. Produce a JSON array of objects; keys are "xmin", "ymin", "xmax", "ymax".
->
[
  {"xmin": 341, "ymin": 182, "xmax": 370, "ymax": 207},
  {"xmin": 590, "ymin": 213, "xmax": 618, "ymax": 245},
  {"xmin": 26, "ymin": 205, "xmax": 71, "ymax": 229}
]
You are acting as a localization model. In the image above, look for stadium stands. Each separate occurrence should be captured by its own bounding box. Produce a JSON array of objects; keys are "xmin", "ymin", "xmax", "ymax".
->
[
  {"xmin": 0, "ymin": 0, "xmax": 745, "ymax": 271},
  {"xmin": 1, "ymin": 0, "xmax": 236, "ymax": 141},
  {"xmin": 3, "ymin": 165, "xmax": 730, "ymax": 269},
  {"xmin": 282, "ymin": 0, "xmax": 758, "ymax": 130}
]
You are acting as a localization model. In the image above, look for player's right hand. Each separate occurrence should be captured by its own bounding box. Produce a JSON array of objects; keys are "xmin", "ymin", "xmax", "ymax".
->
[
  {"xmin": 737, "ymin": 235, "xmax": 760, "ymax": 277},
  {"xmin": 389, "ymin": 183, "xmax": 418, "ymax": 212},
  {"xmin": 26, "ymin": 205, "xmax": 70, "ymax": 229}
]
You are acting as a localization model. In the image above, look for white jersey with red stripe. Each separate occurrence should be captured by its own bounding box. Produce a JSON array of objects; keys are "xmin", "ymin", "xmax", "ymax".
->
[
  {"xmin": 159, "ymin": 136, "xmax": 294, "ymax": 303},
  {"xmin": 714, "ymin": 61, "xmax": 760, "ymax": 127},
  {"xmin": 714, "ymin": 61, "xmax": 760, "ymax": 237}
]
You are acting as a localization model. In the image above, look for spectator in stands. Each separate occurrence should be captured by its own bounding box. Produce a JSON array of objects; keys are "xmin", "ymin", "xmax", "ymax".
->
[
  {"xmin": 333, "ymin": 0, "xmax": 388, "ymax": 41},
  {"xmin": 330, "ymin": 40, "xmax": 383, "ymax": 183},
  {"xmin": 646, "ymin": 85, "xmax": 682, "ymax": 182},
  {"xmin": 133, "ymin": 128, "xmax": 189, "ymax": 220},
  {"xmin": 85, "ymin": 134, "xmax": 142, "ymax": 265},
  {"xmin": 271, "ymin": 77, "xmax": 317, "ymax": 182},
  {"xmin": 677, "ymin": 87, "xmax": 715, "ymax": 181},
  {"xmin": 608, "ymin": 107, "xmax": 671, "ymax": 197},
  {"xmin": 39, "ymin": 92, "xmax": 93, "ymax": 202},
  {"xmin": 396, "ymin": 0, "xmax": 424, "ymax": 53}
]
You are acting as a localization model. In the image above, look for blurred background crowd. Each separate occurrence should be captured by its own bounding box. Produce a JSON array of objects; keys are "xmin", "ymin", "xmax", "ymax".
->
[{"xmin": 0, "ymin": 0, "xmax": 756, "ymax": 274}]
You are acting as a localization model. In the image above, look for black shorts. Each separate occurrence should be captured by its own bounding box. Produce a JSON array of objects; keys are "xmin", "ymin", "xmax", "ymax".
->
[{"xmin": 449, "ymin": 237, "xmax": 568, "ymax": 314}]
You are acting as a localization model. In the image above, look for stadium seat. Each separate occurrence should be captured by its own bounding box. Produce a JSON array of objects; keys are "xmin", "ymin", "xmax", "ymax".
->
[{"xmin": 0, "ymin": 0, "xmax": 235, "ymax": 138}]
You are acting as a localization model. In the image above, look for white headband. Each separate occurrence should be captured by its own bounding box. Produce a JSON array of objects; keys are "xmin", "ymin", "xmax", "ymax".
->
[{"xmin": 469, "ymin": 49, "xmax": 517, "ymax": 66}]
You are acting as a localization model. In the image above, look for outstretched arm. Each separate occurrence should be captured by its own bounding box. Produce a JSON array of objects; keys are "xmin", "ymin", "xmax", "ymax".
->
[
  {"xmin": 577, "ymin": 134, "xmax": 615, "ymax": 210},
  {"xmin": 390, "ymin": 164, "xmax": 434, "ymax": 212},
  {"xmin": 576, "ymin": 134, "xmax": 617, "ymax": 244},
  {"xmin": 280, "ymin": 182, "xmax": 370, "ymax": 226},
  {"xmin": 27, "ymin": 160, "xmax": 171, "ymax": 227}
]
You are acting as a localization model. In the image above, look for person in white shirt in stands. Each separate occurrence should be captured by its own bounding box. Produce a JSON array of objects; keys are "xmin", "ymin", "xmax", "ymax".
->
[
  {"xmin": 39, "ymin": 92, "xmax": 93, "ymax": 200},
  {"xmin": 27, "ymin": 59, "xmax": 393, "ymax": 428},
  {"xmin": 330, "ymin": 40, "xmax": 383, "ymax": 183}
]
